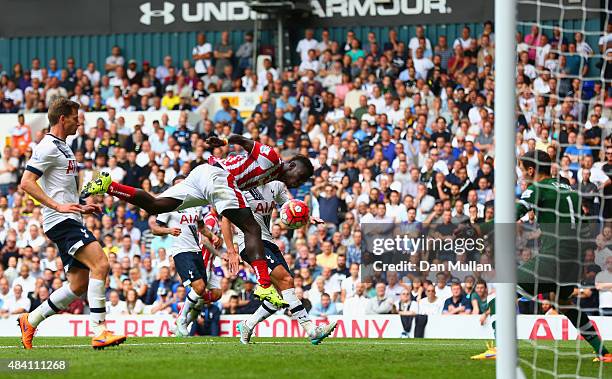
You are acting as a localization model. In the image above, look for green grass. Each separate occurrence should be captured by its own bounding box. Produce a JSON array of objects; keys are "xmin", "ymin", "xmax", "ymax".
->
[{"xmin": 0, "ymin": 337, "xmax": 608, "ymax": 379}]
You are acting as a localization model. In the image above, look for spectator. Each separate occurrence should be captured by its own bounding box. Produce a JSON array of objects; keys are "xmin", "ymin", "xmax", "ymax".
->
[
  {"xmin": 366, "ymin": 282, "xmax": 394, "ymax": 314},
  {"xmin": 214, "ymin": 31, "xmax": 233, "ymax": 76},
  {"xmin": 340, "ymin": 263, "xmax": 360, "ymax": 302},
  {"xmin": 397, "ymin": 289, "xmax": 428, "ymax": 338},
  {"xmin": 0, "ymin": 146, "xmax": 18, "ymax": 196},
  {"xmin": 297, "ymin": 29, "xmax": 318, "ymax": 64},
  {"xmin": 192, "ymin": 33, "xmax": 213, "ymax": 77},
  {"xmin": 105, "ymin": 46, "xmax": 125, "ymax": 75},
  {"xmin": 595, "ymin": 256, "xmax": 612, "ymax": 316},
  {"xmin": 125, "ymin": 288, "xmax": 145, "ymax": 315},
  {"xmin": 471, "ymin": 280, "xmax": 489, "ymax": 316},
  {"xmin": 343, "ymin": 282, "xmax": 369, "ymax": 317},
  {"xmin": 310, "ymin": 293, "xmax": 338, "ymax": 317},
  {"xmin": 410, "ymin": 284, "xmax": 444, "ymax": 316},
  {"xmin": 316, "ymin": 241, "xmax": 338, "ymax": 270},
  {"xmin": 106, "ymin": 289, "xmax": 128, "ymax": 315},
  {"xmin": 149, "ymin": 287, "xmax": 173, "ymax": 314},
  {"xmin": 236, "ymin": 279, "xmax": 260, "ymax": 314},
  {"xmin": 161, "ymin": 86, "xmax": 180, "ymax": 110},
  {"xmin": 235, "ymin": 32, "xmax": 254, "ymax": 72},
  {"xmin": 194, "ymin": 302, "xmax": 221, "ymax": 336},
  {"xmin": 2, "ymin": 284, "xmax": 30, "ymax": 314},
  {"xmin": 442, "ymin": 282, "xmax": 473, "ymax": 315},
  {"xmin": 12, "ymin": 265, "xmax": 36, "ymax": 295},
  {"xmin": 147, "ymin": 266, "xmax": 176, "ymax": 304}
]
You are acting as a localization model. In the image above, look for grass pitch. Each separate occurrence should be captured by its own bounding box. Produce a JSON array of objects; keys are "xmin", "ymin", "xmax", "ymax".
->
[{"xmin": 0, "ymin": 337, "xmax": 608, "ymax": 378}]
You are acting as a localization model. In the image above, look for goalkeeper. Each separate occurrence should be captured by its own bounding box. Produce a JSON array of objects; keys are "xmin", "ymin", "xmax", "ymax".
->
[{"xmin": 471, "ymin": 150, "xmax": 610, "ymax": 363}]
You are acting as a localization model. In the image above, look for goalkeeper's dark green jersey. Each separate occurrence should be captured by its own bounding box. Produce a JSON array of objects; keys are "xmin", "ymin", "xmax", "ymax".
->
[
  {"xmin": 516, "ymin": 177, "xmax": 579, "ymax": 225},
  {"xmin": 516, "ymin": 177, "xmax": 583, "ymax": 284}
]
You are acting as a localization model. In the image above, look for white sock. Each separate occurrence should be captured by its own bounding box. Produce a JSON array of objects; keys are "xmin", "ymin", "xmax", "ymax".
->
[
  {"xmin": 28, "ymin": 283, "xmax": 78, "ymax": 327},
  {"xmin": 187, "ymin": 299, "xmax": 205, "ymax": 325},
  {"xmin": 282, "ymin": 288, "xmax": 316, "ymax": 337},
  {"xmin": 179, "ymin": 291, "xmax": 201, "ymax": 324},
  {"xmin": 88, "ymin": 278, "xmax": 107, "ymax": 335},
  {"xmin": 245, "ymin": 300, "xmax": 277, "ymax": 329}
]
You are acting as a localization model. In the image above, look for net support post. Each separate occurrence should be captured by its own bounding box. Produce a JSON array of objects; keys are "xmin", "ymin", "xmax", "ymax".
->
[{"xmin": 495, "ymin": 0, "xmax": 518, "ymax": 378}]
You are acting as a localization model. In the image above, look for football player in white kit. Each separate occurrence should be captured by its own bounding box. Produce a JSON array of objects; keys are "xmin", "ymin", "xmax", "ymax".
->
[
  {"xmin": 18, "ymin": 98, "xmax": 126, "ymax": 349},
  {"xmin": 82, "ymin": 135, "xmax": 315, "ymax": 309},
  {"xmin": 151, "ymin": 176, "xmax": 223, "ymax": 337},
  {"xmin": 222, "ymin": 181, "xmax": 337, "ymax": 345}
]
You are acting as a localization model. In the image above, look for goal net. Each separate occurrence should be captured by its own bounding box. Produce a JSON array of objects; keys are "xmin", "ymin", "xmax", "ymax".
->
[{"xmin": 497, "ymin": 0, "xmax": 611, "ymax": 378}]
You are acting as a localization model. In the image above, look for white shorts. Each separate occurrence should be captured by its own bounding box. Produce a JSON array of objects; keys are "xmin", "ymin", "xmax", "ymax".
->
[{"xmin": 159, "ymin": 164, "xmax": 247, "ymax": 214}]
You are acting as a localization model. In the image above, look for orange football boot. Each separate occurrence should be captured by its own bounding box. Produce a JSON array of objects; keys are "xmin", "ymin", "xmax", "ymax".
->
[
  {"xmin": 91, "ymin": 330, "xmax": 127, "ymax": 350},
  {"xmin": 593, "ymin": 353, "xmax": 612, "ymax": 363},
  {"xmin": 18, "ymin": 313, "xmax": 36, "ymax": 350}
]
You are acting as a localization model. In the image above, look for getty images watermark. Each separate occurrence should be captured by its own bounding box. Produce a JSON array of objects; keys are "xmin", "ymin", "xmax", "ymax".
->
[
  {"xmin": 359, "ymin": 222, "xmax": 495, "ymax": 278},
  {"xmin": 370, "ymin": 233, "xmax": 489, "ymax": 272}
]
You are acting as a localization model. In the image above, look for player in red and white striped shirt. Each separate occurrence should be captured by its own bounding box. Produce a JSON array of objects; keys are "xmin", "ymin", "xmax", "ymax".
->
[
  {"xmin": 81, "ymin": 135, "xmax": 313, "ymax": 309},
  {"xmin": 201, "ymin": 207, "xmax": 220, "ymax": 271},
  {"xmin": 206, "ymin": 135, "xmax": 313, "ymax": 191}
]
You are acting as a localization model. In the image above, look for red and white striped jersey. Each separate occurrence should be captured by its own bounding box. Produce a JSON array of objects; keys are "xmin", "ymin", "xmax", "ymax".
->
[
  {"xmin": 201, "ymin": 210, "xmax": 220, "ymax": 270},
  {"xmin": 208, "ymin": 141, "xmax": 282, "ymax": 190}
]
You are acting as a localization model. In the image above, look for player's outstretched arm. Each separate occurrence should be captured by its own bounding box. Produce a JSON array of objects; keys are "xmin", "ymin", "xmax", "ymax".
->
[
  {"xmin": 150, "ymin": 220, "xmax": 181, "ymax": 237},
  {"xmin": 197, "ymin": 220, "xmax": 222, "ymax": 248},
  {"xmin": 21, "ymin": 171, "xmax": 84, "ymax": 214},
  {"xmin": 220, "ymin": 217, "xmax": 240, "ymax": 274},
  {"xmin": 206, "ymin": 135, "xmax": 254, "ymax": 153}
]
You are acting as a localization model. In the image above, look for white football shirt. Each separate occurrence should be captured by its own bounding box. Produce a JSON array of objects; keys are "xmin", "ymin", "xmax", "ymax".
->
[
  {"xmin": 156, "ymin": 207, "xmax": 203, "ymax": 257},
  {"xmin": 235, "ymin": 181, "xmax": 289, "ymax": 252},
  {"xmin": 26, "ymin": 134, "xmax": 81, "ymax": 232}
]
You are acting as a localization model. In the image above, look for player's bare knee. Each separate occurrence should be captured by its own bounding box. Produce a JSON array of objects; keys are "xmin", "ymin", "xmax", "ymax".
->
[
  {"xmin": 72, "ymin": 280, "xmax": 89, "ymax": 296},
  {"xmin": 191, "ymin": 280, "xmax": 206, "ymax": 297},
  {"xmin": 91, "ymin": 258, "xmax": 110, "ymax": 277},
  {"xmin": 278, "ymin": 274, "xmax": 293, "ymax": 291},
  {"xmin": 68, "ymin": 270, "xmax": 90, "ymax": 295}
]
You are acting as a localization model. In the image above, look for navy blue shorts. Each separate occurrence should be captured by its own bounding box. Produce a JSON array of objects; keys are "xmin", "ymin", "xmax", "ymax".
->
[
  {"xmin": 45, "ymin": 219, "xmax": 97, "ymax": 272},
  {"xmin": 240, "ymin": 240, "xmax": 292, "ymax": 277},
  {"xmin": 173, "ymin": 251, "xmax": 207, "ymax": 287}
]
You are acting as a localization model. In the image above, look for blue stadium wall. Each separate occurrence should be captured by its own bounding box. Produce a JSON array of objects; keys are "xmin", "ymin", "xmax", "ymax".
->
[{"xmin": 0, "ymin": 20, "xmax": 601, "ymax": 74}]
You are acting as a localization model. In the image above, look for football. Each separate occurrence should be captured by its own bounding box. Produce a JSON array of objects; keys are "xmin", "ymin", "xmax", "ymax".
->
[{"xmin": 280, "ymin": 199, "xmax": 310, "ymax": 229}]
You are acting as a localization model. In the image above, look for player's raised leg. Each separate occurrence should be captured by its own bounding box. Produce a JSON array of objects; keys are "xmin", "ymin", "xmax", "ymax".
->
[{"xmin": 81, "ymin": 171, "xmax": 181, "ymax": 215}]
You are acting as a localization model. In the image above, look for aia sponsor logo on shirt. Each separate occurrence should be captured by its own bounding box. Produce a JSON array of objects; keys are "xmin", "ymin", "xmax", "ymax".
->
[
  {"xmin": 255, "ymin": 201, "xmax": 277, "ymax": 214},
  {"xmin": 66, "ymin": 159, "xmax": 77, "ymax": 175},
  {"xmin": 180, "ymin": 213, "xmax": 200, "ymax": 224}
]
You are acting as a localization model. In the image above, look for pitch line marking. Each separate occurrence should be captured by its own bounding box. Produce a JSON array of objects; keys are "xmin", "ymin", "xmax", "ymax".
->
[{"xmin": 0, "ymin": 340, "xmax": 486, "ymax": 350}]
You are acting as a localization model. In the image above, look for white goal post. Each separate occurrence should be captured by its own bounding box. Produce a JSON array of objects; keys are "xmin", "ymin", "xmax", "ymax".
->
[{"xmin": 494, "ymin": 0, "xmax": 519, "ymax": 378}]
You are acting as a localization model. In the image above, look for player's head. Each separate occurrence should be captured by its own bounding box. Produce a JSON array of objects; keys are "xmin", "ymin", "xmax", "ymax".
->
[
  {"xmin": 279, "ymin": 155, "xmax": 314, "ymax": 188},
  {"xmin": 172, "ymin": 175, "xmax": 186, "ymax": 185},
  {"xmin": 520, "ymin": 149, "xmax": 551, "ymax": 181},
  {"xmin": 48, "ymin": 97, "xmax": 80, "ymax": 135}
]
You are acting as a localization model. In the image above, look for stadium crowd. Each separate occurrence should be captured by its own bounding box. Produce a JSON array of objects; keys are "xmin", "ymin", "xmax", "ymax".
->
[{"xmin": 0, "ymin": 21, "xmax": 611, "ymax": 335}]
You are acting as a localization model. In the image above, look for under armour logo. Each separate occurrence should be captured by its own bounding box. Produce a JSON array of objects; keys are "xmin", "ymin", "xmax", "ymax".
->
[
  {"xmin": 189, "ymin": 270, "xmax": 194, "ymax": 279},
  {"xmin": 140, "ymin": 2, "xmax": 175, "ymax": 25},
  {"xmin": 266, "ymin": 255, "xmax": 274, "ymax": 264},
  {"xmin": 80, "ymin": 228, "xmax": 89, "ymax": 238}
]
